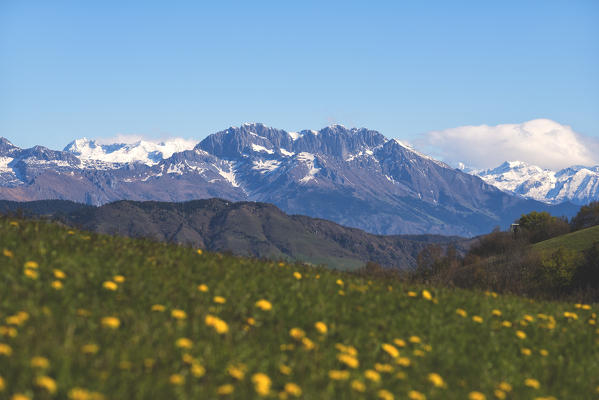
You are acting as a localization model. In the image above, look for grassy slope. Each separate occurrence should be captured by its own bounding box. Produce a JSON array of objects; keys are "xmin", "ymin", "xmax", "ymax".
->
[
  {"xmin": 533, "ymin": 225, "xmax": 599, "ymax": 253},
  {"xmin": 0, "ymin": 216, "xmax": 598, "ymax": 400}
]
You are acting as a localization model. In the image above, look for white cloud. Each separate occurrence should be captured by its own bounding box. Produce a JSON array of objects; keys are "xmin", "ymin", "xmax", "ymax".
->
[{"xmin": 420, "ymin": 119, "xmax": 599, "ymax": 170}]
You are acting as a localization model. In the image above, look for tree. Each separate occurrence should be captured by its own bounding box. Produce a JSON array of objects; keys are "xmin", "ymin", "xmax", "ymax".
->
[
  {"xmin": 570, "ymin": 201, "xmax": 599, "ymax": 231},
  {"xmin": 517, "ymin": 211, "xmax": 570, "ymax": 243}
]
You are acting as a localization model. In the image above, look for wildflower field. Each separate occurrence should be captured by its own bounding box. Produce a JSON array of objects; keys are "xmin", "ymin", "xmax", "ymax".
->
[{"xmin": 1, "ymin": 216, "xmax": 598, "ymax": 400}]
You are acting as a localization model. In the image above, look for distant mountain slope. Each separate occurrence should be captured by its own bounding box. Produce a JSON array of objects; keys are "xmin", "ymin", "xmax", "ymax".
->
[
  {"xmin": 0, "ymin": 124, "xmax": 579, "ymax": 236},
  {"xmin": 472, "ymin": 161, "xmax": 599, "ymax": 205},
  {"xmin": 0, "ymin": 198, "xmax": 466, "ymax": 270}
]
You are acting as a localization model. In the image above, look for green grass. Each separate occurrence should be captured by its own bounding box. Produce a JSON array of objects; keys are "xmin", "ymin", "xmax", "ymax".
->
[
  {"xmin": 533, "ymin": 225, "xmax": 599, "ymax": 254},
  {"xmin": 0, "ymin": 216, "xmax": 598, "ymax": 400}
]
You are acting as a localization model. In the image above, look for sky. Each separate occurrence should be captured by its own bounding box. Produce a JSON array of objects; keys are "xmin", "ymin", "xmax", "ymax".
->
[{"xmin": 1, "ymin": 0, "xmax": 598, "ymax": 169}]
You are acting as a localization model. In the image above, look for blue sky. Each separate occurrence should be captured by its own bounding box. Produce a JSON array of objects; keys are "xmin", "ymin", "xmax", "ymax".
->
[{"xmin": 1, "ymin": 0, "xmax": 598, "ymax": 156}]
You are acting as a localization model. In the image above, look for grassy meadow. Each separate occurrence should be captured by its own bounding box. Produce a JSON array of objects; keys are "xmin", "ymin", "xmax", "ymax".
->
[
  {"xmin": 533, "ymin": 225, "xmax": 599, "ymax": 254},
  {"xmin": 1, "ymin": 216, "xmax": 598, "ymax": 400}
]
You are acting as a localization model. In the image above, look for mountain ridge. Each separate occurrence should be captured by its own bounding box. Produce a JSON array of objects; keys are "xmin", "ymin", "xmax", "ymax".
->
[{"xmin": 0, "ymin": 124, "xmax": 580, "ymax": 236}]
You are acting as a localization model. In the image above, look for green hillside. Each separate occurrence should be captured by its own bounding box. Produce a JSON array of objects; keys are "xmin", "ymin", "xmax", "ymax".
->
[
  {"xmin": 0, "ymin": 216, "xmax": 598, "ymax": 399},
  {"xmin": 533, "ymin": 225, "xmax": 599, "ymax": 253}
]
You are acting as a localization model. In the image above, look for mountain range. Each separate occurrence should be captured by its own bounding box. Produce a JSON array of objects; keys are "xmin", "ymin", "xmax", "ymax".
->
[
  {"xmin": 0, "ymin": 198, "xmax": 467, "ymax": 270},
  {"xmin": 471, "ymin": 161, "xmax": 599, "ymax": 205},
  {"xmin": 0, "ymin": 123, "xmax": 579, "ymax": 236}
]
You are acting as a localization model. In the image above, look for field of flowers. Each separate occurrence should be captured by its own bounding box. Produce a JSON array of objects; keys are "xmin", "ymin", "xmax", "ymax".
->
[{"xmin": 0, "ymin": 216, "xmax": 598, "ymax": 400}]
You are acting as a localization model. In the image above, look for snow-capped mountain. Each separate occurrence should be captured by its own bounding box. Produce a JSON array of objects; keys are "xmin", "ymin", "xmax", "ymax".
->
[
  {"xmin": 0, "ymin": 124, "xmax": 578, "ymax": 236},
  {"xmin": 63, "ymin": 138, "xmax": 197, "ymax": 168},
  {"xmin": 473, "ymin": 161, "xmax": 599, "ymax": 205}
]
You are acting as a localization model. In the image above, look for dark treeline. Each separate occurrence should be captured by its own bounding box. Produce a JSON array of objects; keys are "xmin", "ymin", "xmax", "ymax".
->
[{"xmin": 357, "ymin": 201, "xmax": 599, "ymax": 302}]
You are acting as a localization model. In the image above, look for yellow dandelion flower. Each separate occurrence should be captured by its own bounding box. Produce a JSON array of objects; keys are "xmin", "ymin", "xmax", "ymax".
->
[
  {"xmin": 279, "ymin": 364, "xmax": 292, "ymax": 375},
  {"xmin": 302, "ymin": 337, "xmax": 315, "ymax": 350},
  {"xmin": 293, "ymin": 271, "xmax": 302, "ymax": 280},
  {"xmin": 523, "ymin": 314, "xmax": 534, "ymax": 322},
  {"xmin": 30, "ymin": 356, "xmax": 50, "ymax": 368},
  {"xmin": 11, "ymin": 394, "xmax": 30, "ymax": 400},
  {"xmin": 492, "ymin": 309, "xmax": 502, "ymax": 317},
  {"xmin": 497, "ymin": 382, "xmax": 512, "ymax": 392},
  {"xmin": 196, "ymin": 249, "xmax": 203, "ymax": 255},
  {"xmin": 113, "ymin": 275, "xmax": 125, "ymax": 283},
  {"xmin": 393, "ymin": 338, "xmax": 406, "ymax": 347},
  {"xmin": 329, "ymin": 370, "xmax": 350, "ymax": 380},
  {"xmin": 539, "ymin": 349, "xmax": 549, "ymax": 356},
  {"xmin": 217, "ymin": 384, "xmax": 234, "ymax": 395},
  {"xmin": 337, "ymin": 353, "xmax": 359, "ymax": 368},
  {"xmin": 3, "ymin": 249, "xmax": 13, "ymax": 258},
  {"xmin": 468, "ymin": 391, "xmax": 486, "ymax": 400},
  {"xmin": 289, "ymin": 327, "xmax": 305, "ymax": 340},
  {"xmin": 213, "ymin": 296, "xmax": 226, "ymax": 304},
  {"xmin": 501, "ymin": 320, "xmax": 512, "ymax": 328},
  {"xmin": 413, "ymin": 349, "xmax": 425, "ymax": 357},
  {"xmin": 171, "ymin": 309, "xmax": 187, "ymax": 320},
  {"xmin": 175, "ymin": 338, "xmax": 193, "ymax": 349},
  {"xmin": 351, "ymin": 380, "xmax": 366, "ymax": 392},
  {"xmin": 396, "ymin": 357, "xmax": 411, "ymax": 367},
  {"xmin": 169, "ymin": 374, "xmax": 185, "ymax": 385},
  {"xmin": 252, "ymin": 373, "xmax": 272, "ymax": 396},
  {"xmin": 377, "ymin": 389, "xmax": 394, "ymax": 400},
  {"xmin": 365, "ymin": 369, "xmax": 381, "ymax": 382},
  {"xmin": 227, "ymin": 364, "xmax": 246, "ymax": 380},
  {"xmin": 191, "ymin": 363, "xmax": 206, "ymax": 378},
  {"xmin": 151, "ymin": 304, "xmax": 165, "ymax": 312},
  {"xmin": 456, "ymin": 308, "xmax": 468, "ymax": 317},
  {"xmin": 53, "ymin": 269, "xmax": 66, "ymax": 279},
  {"xmin": 100, "ymin": 316, "xmax": 120, "ymax": 329},
  {"xmin": 563, "ymin": 311, "xmax": 578, "ymax": 320},
  {"xmin": 472, "ymin": 315, "xmax": 483, "ymax": 323},
  {"xmin": 51, "ymin": 280, "xmax": 63, "ymax": 290},
  {"xmin": 314, "ymin": 321, "xmax": 328, "ymax": 334},
  {"xmin": 382, "ymin": 343, "xmax": 399, "ymax": 358},
  {"xmin": 255, "ymin": 299, "xmax": 272, "ymax": 311},
  {"xmin": 521, "ymin": 348, "xmax": 532, "ymax": 356},
  {"xmin": 524, "ymin": 378, "xmax": 540, "ymax": 389},
  {"xmin": 336, "ymin": 279, "xmax": 344, "ymax": 286},
  {"xmin": 375, "ymin": 363, "xmax": 394, "ymax": 373},
  {"xmin": 335, "ymin": 343, "xmax": 358, "ymax": 355},
  {"xmin": 284, "ymin": 383, "xmax": 302, "ymax": 397},
  {"xmin": 407, "ymin": 291, "xmax": 417, "ymax": 297},
  {"xmin": 409, "ymin": 336, "xmax": 421, "ymax": 344},
  {"xmin": 421, "ymin": 289, "xmax": 432, "ymax": 300},
  {"xmin": 408, "ymin": 390, "xmax": 426, "ymax": 400},
  {"xmin": 9, "ymin": 221, "xmax": 19, "ymax": 227},
  {"xmin": 205, "ymin": 314, "xmax": 229, "ymax": 334},
  {"xmin": 36, "ymin": 375, "xmax": 57, "ymax": 394},
  {"xmin": 581, "ymin": 304, "xmax": 591, "ymax": 310},
  {"xmin": 24, "ymin": 268, "xmax": 38, "ymax": 279},
  {"xmin": 494, "ymin": 389, "xmax": 506, "ymax": 399},
  {"xmin": 247, "ymin": 317, "xmax": 256, "ymax": 326},
  {"xmin": 24, "ymin": 261, "xmax": 39, "ymax": 269},
  {"xmin": 428, "ymin": 372, "xmax": 446, "ymax": 388},
  {"xmin": 197, "ymin": 284, "xmax": 209, "ymax": 292},
  {"xmin": 516, "ymin": 330, "xmax": 527, "ymax": 339},
  {"xmin": 81, "ymin": 343, "xmax": 99, "ymax": 354},
  {"xmin": 102, "ymin": 281, "xmax": 118, "ymax": 291},
  {"xmin": 0, "ymin": 343, "xmax": 13, "ymax": 356}
]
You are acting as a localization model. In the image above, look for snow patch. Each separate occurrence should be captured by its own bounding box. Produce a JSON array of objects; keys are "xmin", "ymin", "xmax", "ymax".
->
[
  {"xmin": 252, "ymin": 159, "xmax": 281, "ymax": 173},
  {"xmin": 251, "ymin": 144, "xmax": 274, "ymax": 154},
  {"xmin": 280, "ymin": 148, "xmax": 295, "ymax": 157},
  {"xmin": 297, "ymin": 152, "xmax": 320, "ymax": 183}
]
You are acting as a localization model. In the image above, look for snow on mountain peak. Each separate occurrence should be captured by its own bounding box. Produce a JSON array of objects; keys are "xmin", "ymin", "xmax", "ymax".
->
[{"xmin": 64, "ymin": 137, "xmax": 198, "ymax": 167}]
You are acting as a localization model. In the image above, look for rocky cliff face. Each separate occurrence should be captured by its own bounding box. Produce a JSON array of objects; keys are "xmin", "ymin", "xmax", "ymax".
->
[{"xmin": 0, "ymin": 124, "xmax": 578, "ymax": 236}]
